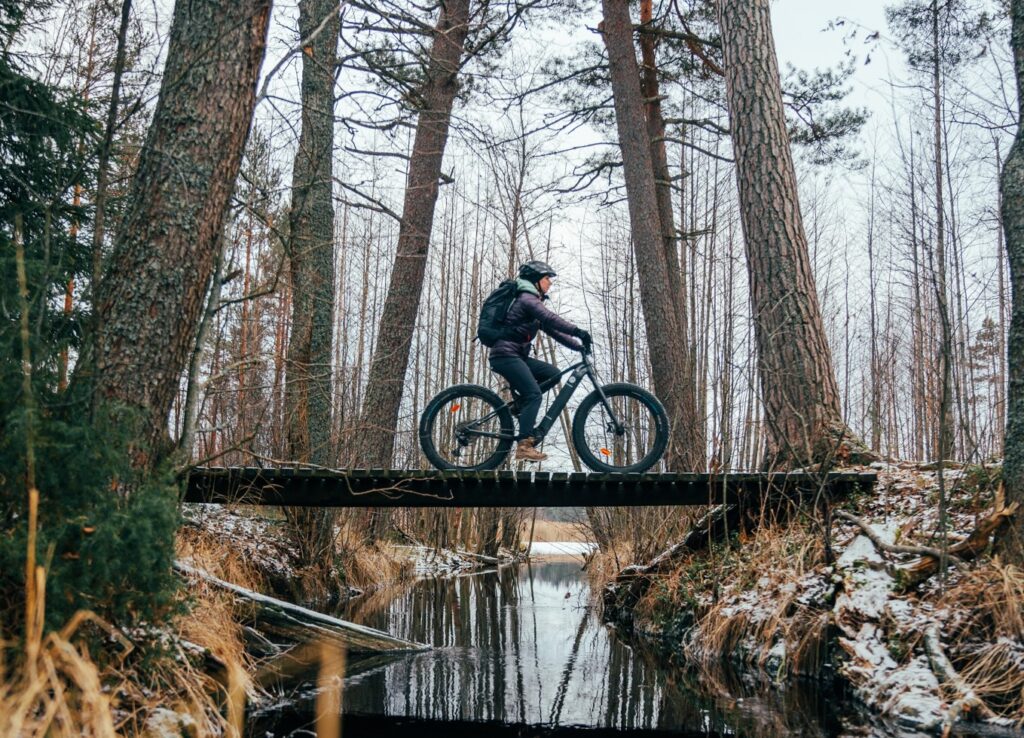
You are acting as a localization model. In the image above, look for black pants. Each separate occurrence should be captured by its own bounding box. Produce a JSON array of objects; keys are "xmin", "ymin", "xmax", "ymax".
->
[{"xmin": 489, "ymin": 356, "xmax": 560, "ymax": 440}]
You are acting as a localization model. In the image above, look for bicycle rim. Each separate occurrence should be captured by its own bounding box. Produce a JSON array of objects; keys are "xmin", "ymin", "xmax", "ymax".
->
[
  {"xmin": 427, "ymin": 391, "xmax": 510, "ymax": 469},
  {"xmin": 576, "ymin": 391, "xmax": 664, "ymax": 471}
]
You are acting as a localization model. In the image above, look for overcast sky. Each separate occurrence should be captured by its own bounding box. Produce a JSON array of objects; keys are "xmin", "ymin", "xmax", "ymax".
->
[{"xmin": 772, "ymin": 0, "xmax": 905, "ymax": 115}]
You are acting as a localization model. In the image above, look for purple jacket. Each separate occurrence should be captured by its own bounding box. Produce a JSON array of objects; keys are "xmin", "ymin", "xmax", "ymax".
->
[{"xmin": 490, "ymin": 281, "xmax": 583, "ymax": 359}]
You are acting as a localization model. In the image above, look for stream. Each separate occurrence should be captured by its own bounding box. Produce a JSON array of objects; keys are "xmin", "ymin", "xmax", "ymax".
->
[{"xmin": 249, "ymin": 553, "xmax": 938, "ymax": 737}]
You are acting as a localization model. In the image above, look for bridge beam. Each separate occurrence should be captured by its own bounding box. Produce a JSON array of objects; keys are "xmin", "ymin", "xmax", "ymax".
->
[{"xmin": 183, "ymin": 467, "xmax": 877, "ymax": 508}]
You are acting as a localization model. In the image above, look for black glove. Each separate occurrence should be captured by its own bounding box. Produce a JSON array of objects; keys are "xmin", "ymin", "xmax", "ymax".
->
[{"xmin": 576, "ymin": 328, "xmax": 593, "ymax": 351}]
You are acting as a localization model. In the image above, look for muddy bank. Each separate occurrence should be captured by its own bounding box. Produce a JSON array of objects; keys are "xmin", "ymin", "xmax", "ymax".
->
[{"xmin": 601, "ymin": 462, "xmax": 1023, "ymax": 734}]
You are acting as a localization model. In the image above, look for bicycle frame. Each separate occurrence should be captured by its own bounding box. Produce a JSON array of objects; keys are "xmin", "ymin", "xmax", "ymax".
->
[{"xmin": 459, "ymin": 351, "xmax": 625, "ymax": 443}]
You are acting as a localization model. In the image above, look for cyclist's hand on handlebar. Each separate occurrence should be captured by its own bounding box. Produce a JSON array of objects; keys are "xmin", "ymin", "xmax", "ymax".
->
[{"xmin": 576, "ymin": 328, "xmax": 593, "ymax": 352}]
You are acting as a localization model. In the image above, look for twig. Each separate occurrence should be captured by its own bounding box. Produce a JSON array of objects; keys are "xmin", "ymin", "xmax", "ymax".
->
[{"xmin": 15, "ymin": 214, "xmax": 42, "ymax": 672}]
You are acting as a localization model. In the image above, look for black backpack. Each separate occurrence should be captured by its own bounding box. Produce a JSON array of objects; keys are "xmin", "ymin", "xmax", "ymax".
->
[{"xmin": 476, "ymin": 280, "xmax": 520, "ymax": 347}]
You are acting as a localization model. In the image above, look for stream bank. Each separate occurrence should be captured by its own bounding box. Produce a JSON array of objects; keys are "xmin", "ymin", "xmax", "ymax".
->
[{"xmin": 600, "ymin": 462, "xmax": 1023, "ymax": 734}]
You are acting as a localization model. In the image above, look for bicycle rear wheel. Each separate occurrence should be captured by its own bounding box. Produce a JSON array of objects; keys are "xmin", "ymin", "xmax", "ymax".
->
[
  {"xmin": 419, "ymin": 384, "xmax": 515, "ymax": 471},
  {"xmin": 571, "ymin": 383, "xmax": 669, "ymax": 473}
]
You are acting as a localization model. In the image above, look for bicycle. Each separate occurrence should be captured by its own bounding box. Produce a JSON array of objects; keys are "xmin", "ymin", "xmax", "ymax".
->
[{"xmin": 418, "ymin": 348, "xmax": 670, "ymax": 473}]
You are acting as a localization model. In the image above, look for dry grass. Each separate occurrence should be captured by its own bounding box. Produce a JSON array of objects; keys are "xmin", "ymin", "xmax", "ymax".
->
[
  {"xmin": 522, "ymin": 519, "xmax": 591, "ymax": 542},
  {"xmin": 937, "ymin": 560, "xmax": 1024, "ymax": 722},
  {"xmin": 336, "ymin": 522, "xmax": 411, "ymax": 591},
  {"xmin": 177, "ymin": 524, "xmax": 265, "ymax": 593},
  {"xmin": 0, "ymin": 573, "xmax": 239, "ymax": 737},
  {"xmin": 585, "ymin": 542, "xmax": 637, "ymax": 595},
  {"xmin": 631, "ymin": 520, "xmax": 829, "ymax": 679},
  {"xmin": 0, "ymin": 526, "xmax": 267, "ymax": 737}
]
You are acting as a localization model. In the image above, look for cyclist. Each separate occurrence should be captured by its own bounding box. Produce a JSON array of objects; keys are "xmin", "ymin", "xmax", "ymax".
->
[{"xmin": 490, "ymin": 260, "xmax": 592, "ymax": 462}]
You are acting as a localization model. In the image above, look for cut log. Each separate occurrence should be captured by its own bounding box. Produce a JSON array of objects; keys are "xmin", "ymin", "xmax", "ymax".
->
[{"xmin": 174, "ymin": 561, "xmax": 428, "ymax": 653}]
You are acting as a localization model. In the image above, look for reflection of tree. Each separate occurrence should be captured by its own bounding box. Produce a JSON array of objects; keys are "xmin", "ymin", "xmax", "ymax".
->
[{"xmin": 548, "ymin": 607, "xmax": 590, "ymax": 725}]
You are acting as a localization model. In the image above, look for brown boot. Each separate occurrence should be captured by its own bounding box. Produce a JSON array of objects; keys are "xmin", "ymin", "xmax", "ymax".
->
[{"xmin": 515, "ymin": 437, "xmax": 548, "ymax": 462}]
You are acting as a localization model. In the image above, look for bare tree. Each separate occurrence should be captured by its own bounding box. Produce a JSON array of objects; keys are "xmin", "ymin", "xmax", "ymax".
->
[
  {"xmin": 354, "ymin": 0, "xmax": 471, "ymax": 467},
  {"xmin": 283, "ymin": 0, "xmax": 340, "ymax": 579},
  {"xmin": 601, "ymin": 0, "xmax": 699, "ymax": 470}
]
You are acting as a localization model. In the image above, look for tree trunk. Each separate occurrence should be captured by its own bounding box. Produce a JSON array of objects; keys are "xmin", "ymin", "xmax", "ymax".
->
[
  {"xmin": 637, "ymin": 0, "xmax": 704, "ymax": 470},
  {"xmin": 716, "ymin": 0, "xmax": 867, "ymax": 468},
  {"xmin": 601, "ymin": 0, "xmax": 695, "ymax": 470},
  {"xmin": 283, "ymin": 0, "xmax": 339, "ymax": 579},
  {"xmin": 91, "ymin": 0, "xmax": 271, "ymax": 465},
  {"xmin": 998, "ymin": 0, "xmax": 1024, "ymax": 564},
  {"xmin": 354, "ymin": 0, "xmax": 471, "ymax": 468}
]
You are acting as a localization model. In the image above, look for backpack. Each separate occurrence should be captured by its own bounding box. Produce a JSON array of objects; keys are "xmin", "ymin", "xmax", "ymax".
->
[{"xmin": 476, "ymin": 279, "xmax": 520, "ymax": 347}]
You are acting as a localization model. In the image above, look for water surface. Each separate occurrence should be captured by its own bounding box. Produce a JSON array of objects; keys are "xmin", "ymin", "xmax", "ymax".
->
[{"xmin": 252, "ymin": 557, "xmax": 872, "ymax": 737}]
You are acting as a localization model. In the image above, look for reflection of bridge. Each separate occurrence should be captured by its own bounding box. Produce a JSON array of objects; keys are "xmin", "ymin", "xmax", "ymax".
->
[{"xmin": 184, "ymin": 467, "xmax": 876, "ymax": 508}]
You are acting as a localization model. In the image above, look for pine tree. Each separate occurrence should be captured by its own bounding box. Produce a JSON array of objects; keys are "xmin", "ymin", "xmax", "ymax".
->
[
  {"xmin": 716, "ymin": 0, "xmax": 869, "ymax": 467},
  {"xmin": 998, "ymin": 0, "xmax": 1024, "ymax": 564}
]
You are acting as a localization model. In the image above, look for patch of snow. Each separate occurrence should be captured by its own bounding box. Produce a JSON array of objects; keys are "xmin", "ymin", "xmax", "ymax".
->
[
  {"xmin": 142, "ymin": 708, "xmax": 197, "ymax": 738},
  {"xmin": 839, "ymin": 624, "xmax": 897, "ymax": 676},
  {"xmin": 878, "ymin": 655, "xmax": 944, "ymax": 730}
]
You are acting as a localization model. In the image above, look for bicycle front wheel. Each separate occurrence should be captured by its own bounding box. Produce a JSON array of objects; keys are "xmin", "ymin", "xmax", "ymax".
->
[
  {"xmin": 419, "ymin": 384, "xmax": 515, "ymax": 471},
  {"xmin": 571, "ymin": 383, "xmax": 669, "ymax": 473}
]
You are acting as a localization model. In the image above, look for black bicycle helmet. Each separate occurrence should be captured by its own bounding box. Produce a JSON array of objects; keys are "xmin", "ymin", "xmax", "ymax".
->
[{"xmin": 518, "ymin": 260, "xmax": 557, "ymax": 283}]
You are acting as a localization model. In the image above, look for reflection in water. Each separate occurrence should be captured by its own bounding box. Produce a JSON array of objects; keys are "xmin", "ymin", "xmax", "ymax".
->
[
  {"xmin": 319, "ymin": 560, "xmax": 846, "ymax": 736},
  {"xmin": 253, "ymin": 560, "xmax": 943, "ymax": 736}
]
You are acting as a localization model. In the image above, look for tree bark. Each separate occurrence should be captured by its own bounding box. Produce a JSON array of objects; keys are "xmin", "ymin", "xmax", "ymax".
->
[
  {"xmin": 283, "ymin": 0, "xmax": 340, "ymax": 576},
  {"xmin": 998, "ymin": 0, "xmax": 1024, "ymax": 564},
  {"xmin": 355, "ymin": 0, "xmax": 471, "ymax": 467},
  {"xmin": 91, "ymin": 0, "xmax": 271, "ymax": 464},
  {"xmin": 716, "ymin": 0, "xmax": 867, "ymax": 468},
  {"xmin": 601, "ymin": 0, "xmax": 696, "ymax": 470}
]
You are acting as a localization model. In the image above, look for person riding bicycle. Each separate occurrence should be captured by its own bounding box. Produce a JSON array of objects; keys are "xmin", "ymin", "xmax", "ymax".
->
[{"xmin": 490, "ymin": 260, "xmax": 592, "ymax": 462}]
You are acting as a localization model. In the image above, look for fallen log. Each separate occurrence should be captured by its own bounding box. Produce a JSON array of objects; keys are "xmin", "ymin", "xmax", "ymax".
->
[
  {"xmin": 897, "ymin": 503, "xmax": 1017, "ymax": 591},
  {"xmin": 923, "ymin": 625, "xmax": 996, "ymax": 727},
  {"xmin": 174, "ymin": 561, "xmax": 429, "ymax": 654},
  {"xmin": 833, "ymin": 510, "xmax": 965, "ymax": 564}
]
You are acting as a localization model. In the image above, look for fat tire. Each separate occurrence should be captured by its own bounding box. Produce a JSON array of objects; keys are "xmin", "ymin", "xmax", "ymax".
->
[
  {"xmin": 419, "ymin": 384, "xmax": 515, "ymax": 471},
  {"xmin": 571, "ymin": 383, "xmax": 669, "ymax": 473}
]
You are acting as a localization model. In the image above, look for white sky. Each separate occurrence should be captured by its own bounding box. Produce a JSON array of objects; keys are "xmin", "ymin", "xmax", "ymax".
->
[{"xmin": 772, "ymin": 0, "xmax": 912, "ymax": 144}]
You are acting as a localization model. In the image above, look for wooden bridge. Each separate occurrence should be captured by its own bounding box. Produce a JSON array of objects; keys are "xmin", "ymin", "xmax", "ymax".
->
[{"xmin": 183, "ymin": 467, "xmax": 877, "ymax": 508}]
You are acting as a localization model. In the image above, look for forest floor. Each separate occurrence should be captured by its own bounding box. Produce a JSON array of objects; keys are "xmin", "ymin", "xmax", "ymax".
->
[{"xmin": 598, "ymin": 461, "xmax": 1024, "ymax": 735}]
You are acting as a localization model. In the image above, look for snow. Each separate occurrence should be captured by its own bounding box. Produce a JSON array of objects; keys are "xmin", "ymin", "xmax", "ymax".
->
[{"xmin": 878, "ymin": 656, "xmax": 945, "ymax": 730}]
